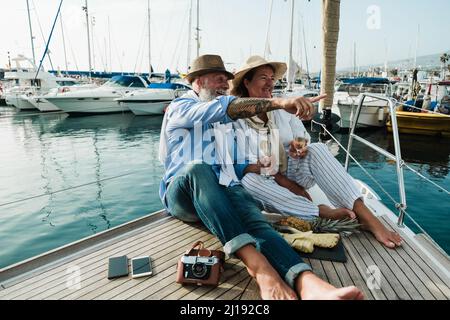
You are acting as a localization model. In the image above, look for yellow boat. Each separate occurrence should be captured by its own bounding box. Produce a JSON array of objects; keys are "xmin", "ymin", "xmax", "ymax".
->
[{"xmin": 387, "ymin": 110, "xmax": 450, "ymax": 137}]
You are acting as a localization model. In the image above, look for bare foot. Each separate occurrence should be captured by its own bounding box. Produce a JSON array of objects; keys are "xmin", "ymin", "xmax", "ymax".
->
[
  {"xmin": 236, "ymin": 244, "xmax": 298, "ymax": 300},
  {"xmin": 319, "ymin": 205, "xmax": 357, "ymax": 220},
  {"xmin": 254, "ymin": 271, "xmax": 298, "ymax": 300},
  {"xmin": 297, "ymin": 271, "xmax": 364, "ymax": 300},
  {"xmin": 353, "ymin": 199, "xmax": 403, "ymax": 249},
  {"xmin": 365, "ymin": 221, "xmax": 403, "ymax": 249}
]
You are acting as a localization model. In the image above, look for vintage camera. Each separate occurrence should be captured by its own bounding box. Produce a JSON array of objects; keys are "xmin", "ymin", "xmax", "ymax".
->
[{"xmin": 176, "ymin": 241, "xmax": 224, "ymax": 286}]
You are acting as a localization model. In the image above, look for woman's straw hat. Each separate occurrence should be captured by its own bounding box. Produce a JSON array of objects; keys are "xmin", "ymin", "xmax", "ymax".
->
[
  {"xmin": 185, "ymin": 54, "xmax": 234, "ymax": 83},
  {"xmin": 231, "ymin": 55, "xmax": 287, "ymax": 96}
]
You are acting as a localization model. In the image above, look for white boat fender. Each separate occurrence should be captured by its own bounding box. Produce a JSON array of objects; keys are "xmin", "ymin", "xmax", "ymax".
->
[{"xmin": 378, "ymin": 107, "xmax": 384, "ymax": 122}]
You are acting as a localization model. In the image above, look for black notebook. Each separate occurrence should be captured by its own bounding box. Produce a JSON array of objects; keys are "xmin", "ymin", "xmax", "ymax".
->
[{"xmin": 108, "ymin": 255, "xmax": 129, "ymax": 279}]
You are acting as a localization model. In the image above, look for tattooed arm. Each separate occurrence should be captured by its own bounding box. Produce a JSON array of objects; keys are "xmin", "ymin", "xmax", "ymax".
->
[{"xmin": 227, "ymin": 97, "xmax": 313, "ymax": 120}]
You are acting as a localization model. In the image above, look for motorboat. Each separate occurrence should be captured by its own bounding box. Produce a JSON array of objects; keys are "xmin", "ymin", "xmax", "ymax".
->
[
  {"xmin": 116, "ymin": 82, "xmax": 191, "ymax": 116},
  {"xmin": 387, "ymin": 81, "xmax": 450, "ymax": 136},
  {"xmin": 330, "ymin": 77, "xmax": 393, "ymax": 128},
  {"xmin": 45, "ymin": 75, "xmax": 149, "ymax": 115},
  {"xmin": 27, "ymin": 83, "xmax": 98, "ymax": 112},
  {"xmin": 387, "ymin": 110, "xmax": 450, "ymax": 137},
  {"xmin": 3, "ymin": 55, "xmax": 81, "ymax": 111}
]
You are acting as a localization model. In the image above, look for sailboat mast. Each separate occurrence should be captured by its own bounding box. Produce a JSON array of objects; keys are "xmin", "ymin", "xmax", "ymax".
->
[
  {"xmin": 108, "ymin": 16, "xmax": 112, "ymax": 73},
  {"xmin": 187, "ymin": 0, "xmax": 193, "ymax": 71},
  {"xmin": 26, "ymin": 0, "xmax": 36, "ymax": 65},
  {"xmin": 414, "ymin": 24, "xmax": 420, "ymax": 69},
  {"xmin": 91, "ymin": 16, "xmax": 96, "ymax": 72},
  {"xmin": 60, "ymin": 11, "xmax": 69, "ymax": 75},
  {"xmin": 384, "ymin": 38, "xmax": 388, "ymax": 76},
  {"xmin": 196, "ymin": 0, "xmax": 200, "ymax": 58},
  {"xmin": 148, "ymin": 0, "xmax": 152, "ymax": 77},
  {"xmin": 264, "ymin": 0, "xmax": 274, "ymax": 59},
  {"xmin": 287, "ymin": 0, "xmax": 295, "ymax": 91},
  {"xmin": 301, "ymin": 16, "xmax": 311, "ymax": 88},
  {"xmin": 83, "ymin": 0, "xmax": 92, "ymax": 78}
]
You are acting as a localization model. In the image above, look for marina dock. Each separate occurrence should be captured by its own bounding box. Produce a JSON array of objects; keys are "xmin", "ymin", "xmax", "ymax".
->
[{"xmin": 1, "ymin": 209, "xmax": 449, "ymax": 300}]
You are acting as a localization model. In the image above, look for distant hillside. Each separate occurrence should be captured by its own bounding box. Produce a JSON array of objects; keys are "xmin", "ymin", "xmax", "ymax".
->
[{"xmin": 338, "ymin": 51, "xmax": 450, "ymax": 72}]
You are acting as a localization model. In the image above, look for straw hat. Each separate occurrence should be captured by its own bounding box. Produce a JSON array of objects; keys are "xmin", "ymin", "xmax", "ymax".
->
[
  {"xmin": 231, "ymin": 55, "xmax": 287, "ymax": 96},
  {"xmin": 185, "ymin": 54, "xmax": 234, "ymax": 83}
]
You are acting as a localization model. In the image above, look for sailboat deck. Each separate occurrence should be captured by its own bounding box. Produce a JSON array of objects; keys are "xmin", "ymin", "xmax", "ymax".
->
[{"xmin": 0, "ymin": 210, "xmax": 449, "ymax": 300}]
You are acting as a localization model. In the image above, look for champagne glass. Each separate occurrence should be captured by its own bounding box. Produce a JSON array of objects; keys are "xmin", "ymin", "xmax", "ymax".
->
[
  {"xmin": 293, "ymin": 130, "xmax": 308, "ymax": 172},
  {"xmin": 259, "ymin": 139, "xmax": 275, "ymax": 179}
]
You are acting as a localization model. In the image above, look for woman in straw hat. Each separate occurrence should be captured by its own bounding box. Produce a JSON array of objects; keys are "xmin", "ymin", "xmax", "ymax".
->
[{"xmin": 231, "ymin": 55, "xmax": 402, "ymax": 249}]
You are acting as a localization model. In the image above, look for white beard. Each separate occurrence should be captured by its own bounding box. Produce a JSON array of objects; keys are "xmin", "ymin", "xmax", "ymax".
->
[{"xmin": 198, "ymin": 87, "xmax": 218, "ymax": 102}]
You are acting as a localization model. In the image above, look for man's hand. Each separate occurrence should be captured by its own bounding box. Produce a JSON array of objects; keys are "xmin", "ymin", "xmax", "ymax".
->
[
  {"xmin": 227, "ymin": 94, "xmax": 326, "ymax": 120},
  {"xmin": 309, "ymin": 94, "xmax": 327, "ymax": 104},
  {"xmin": 273, "ymin": 94, "xmax": 326, "ymax": 121},
  {"xmin": 273, "ymin": 97, "xmax": 314, "ymax": 120}
]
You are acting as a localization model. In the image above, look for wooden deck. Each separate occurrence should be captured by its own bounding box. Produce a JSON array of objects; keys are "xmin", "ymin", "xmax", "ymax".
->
[{"xmin": 0, "ymin": 210, "xmax": 449, "ymax": 300}]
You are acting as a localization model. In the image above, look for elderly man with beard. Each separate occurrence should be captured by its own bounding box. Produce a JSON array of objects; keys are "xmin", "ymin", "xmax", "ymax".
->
[{"xmin": 158, "ymin": 54, "xmax": 364, "ymax": 300}]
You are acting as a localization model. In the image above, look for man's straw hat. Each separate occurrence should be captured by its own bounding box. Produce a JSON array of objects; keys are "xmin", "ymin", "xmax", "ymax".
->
[
  {"xmin": 231, "ymin": 55, "xmax": 287, "ymax": 96},
  {"xmin": 185, "ymin": 54, "xmax": 234, "ymax": 83}
]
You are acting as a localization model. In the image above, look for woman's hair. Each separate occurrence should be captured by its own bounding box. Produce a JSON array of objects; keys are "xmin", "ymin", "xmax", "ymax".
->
[{"xmin": 233, "ymin": 64, "xmax": 275, "ymax": 97}]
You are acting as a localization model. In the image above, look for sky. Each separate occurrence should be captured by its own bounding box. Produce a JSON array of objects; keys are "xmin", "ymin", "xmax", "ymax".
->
[{"xmin": 0, "ymin": 0, "xmax": 449, "ymax": 74}]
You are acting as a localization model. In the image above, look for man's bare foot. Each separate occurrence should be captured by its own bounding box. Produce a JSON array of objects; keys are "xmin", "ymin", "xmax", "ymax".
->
[
  {"xmin": 236, "ymin": 244, "xmax": 298, "ymax": 300},
  {"xmin": 319, "ymin": 205, "xmax": 357, "ymax": 220},
  {"xmin": 254, "ymin": 270, "xmax": 298, "ymax": 300},
  {"xmin": 297, "ymin": 271, "xmax": 364, "ymax": 300}
]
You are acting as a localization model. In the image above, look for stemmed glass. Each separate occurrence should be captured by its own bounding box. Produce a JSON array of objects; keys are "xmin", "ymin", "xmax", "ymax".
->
[
  {"xmin": 293, "ymin": 130, "xmax": 308, "ymax": 172},
  {"xmin": 258, "ymin": 139, "xmax": 276, "ymax": 179}
]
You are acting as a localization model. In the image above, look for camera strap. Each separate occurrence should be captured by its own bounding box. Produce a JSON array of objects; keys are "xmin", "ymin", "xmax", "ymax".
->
[{"xmin": 186, "ymin": 240, "xmax": 212, "ymax": 257}]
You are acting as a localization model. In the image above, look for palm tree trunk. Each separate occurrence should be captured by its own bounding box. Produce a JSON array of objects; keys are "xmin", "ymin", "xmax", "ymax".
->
[{"xmin": 320, "ymin": 0, "xmax": 340, "ymax": 139}]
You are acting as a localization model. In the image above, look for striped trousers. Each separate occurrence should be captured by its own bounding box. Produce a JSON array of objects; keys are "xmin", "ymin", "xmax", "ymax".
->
[{"xmin": 241, "ymin": 143, "xmax": 362, "ymax": 219}]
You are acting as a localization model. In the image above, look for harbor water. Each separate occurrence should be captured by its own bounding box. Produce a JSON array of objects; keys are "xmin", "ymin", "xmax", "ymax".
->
[{"xmin": 0, "ymin": 106, "xmax": 449, "ymax": 268}]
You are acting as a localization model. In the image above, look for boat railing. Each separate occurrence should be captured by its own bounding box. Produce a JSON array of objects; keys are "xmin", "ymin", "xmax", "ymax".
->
[
  {"xmin": 344, "ymin": 93, "xmax": 408, "ymax": 227},
  {"xmin": 312, "ymin": 93, "xmax": 450, "ymax": 257}
]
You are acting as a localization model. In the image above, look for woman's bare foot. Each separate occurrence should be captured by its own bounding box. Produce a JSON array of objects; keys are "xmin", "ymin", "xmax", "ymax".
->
[
  {"xmin": 364, "ymin": 220, "xmax": 403, "ymax": 249},
  {"xmin": 353, "ymin": 199, "xmax": 402, "ymax": 249},
  {"xmin": 319, "ymin": 205, "xmax": 357, "ymax": 220},
  {"xmin": 297, "ymin": 271, "xmax": 364, "ymax": 300}
]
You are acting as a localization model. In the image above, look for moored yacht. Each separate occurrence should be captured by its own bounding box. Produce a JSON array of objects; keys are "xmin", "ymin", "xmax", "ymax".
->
[
  {"xmin": 3, "ymin": 55, "xmax": 82, "ymax": 111},
  {"xmin": 27, "ymin": 83, "xmax": 99, "ymax": 112},
  {"xmin": 331, "ymin": 77, "xmax": 393, "ymax": 128},
  {"xmin": 116, "ymin": 82, "xmax": 191, "ymax": 115},
  {"xmin": 45, "ymin": 75, "xmax": 149, "ymax": 115}
]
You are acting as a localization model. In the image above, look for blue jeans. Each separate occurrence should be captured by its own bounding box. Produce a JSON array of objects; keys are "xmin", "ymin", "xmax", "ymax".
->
[{"xmin": 165, "ymin": 163, "xmax": 312, "ymax": 288}]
